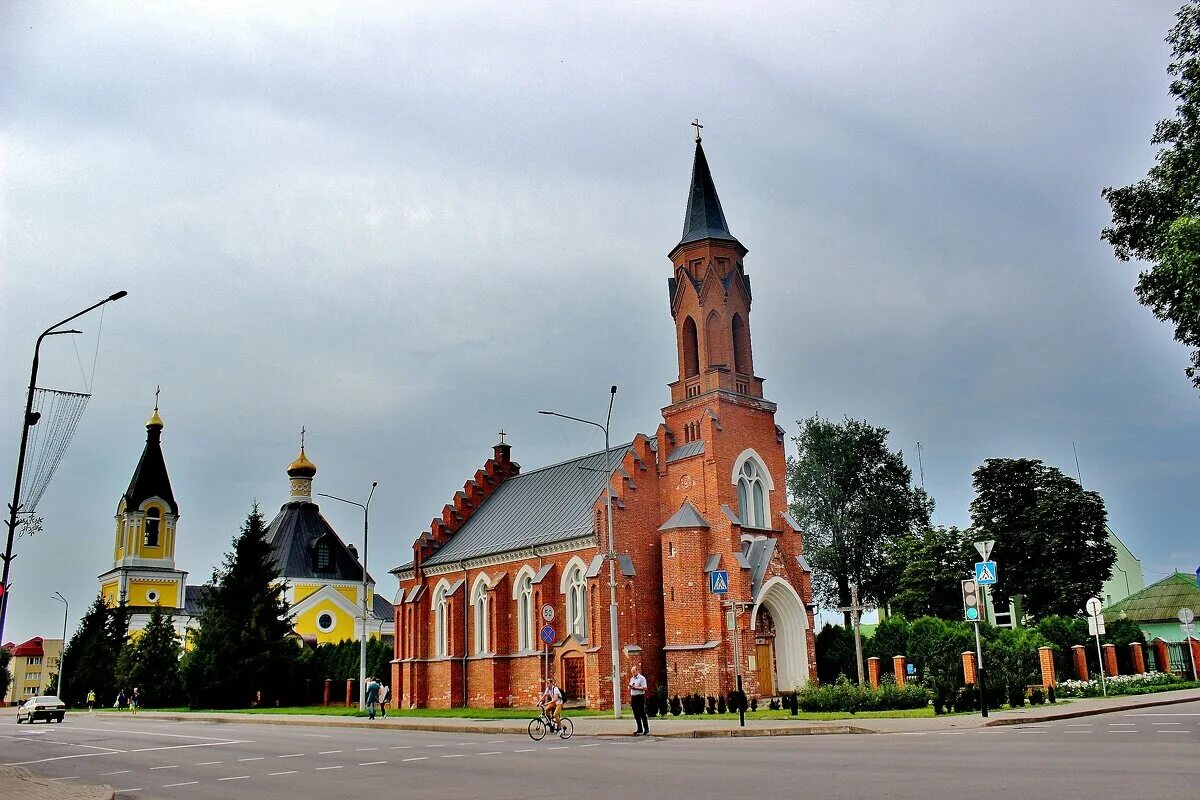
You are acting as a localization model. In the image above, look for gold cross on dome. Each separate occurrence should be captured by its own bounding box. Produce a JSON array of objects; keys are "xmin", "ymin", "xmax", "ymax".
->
[{"xmin": 691, "ymin": 118, "xmax": 704, "ymax": 142}]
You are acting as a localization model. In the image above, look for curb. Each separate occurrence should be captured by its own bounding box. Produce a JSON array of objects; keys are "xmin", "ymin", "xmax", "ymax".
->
[
  {"xmin": 982, "ymin": 692, "xmax": 1200, "ymax": 727},
  {"xmin": 132, "ymin": 712, "xmax": 875, "ymax": 738}
]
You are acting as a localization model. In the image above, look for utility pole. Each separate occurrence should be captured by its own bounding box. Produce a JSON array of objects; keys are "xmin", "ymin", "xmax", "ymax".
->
[
  {"xmin": 52, "ymin": 591, "xmax": 68, "ymax": 697},
  {"xmin": 836, "ymin": 583, "xmax": 867, "ymax": 688}
]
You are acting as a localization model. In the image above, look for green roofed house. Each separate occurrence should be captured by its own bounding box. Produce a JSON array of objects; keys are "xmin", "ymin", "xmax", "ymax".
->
[{"xmin": 1104, "ymin": 570, "xmax": 1200, "ymax": 643}]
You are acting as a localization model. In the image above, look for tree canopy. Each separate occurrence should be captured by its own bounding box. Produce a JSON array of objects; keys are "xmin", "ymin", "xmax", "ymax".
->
[
  {"xmin": 969, "ymin": 458, "xmax": 1115, "ymax": 619},
  {"xmin": 1102, "ymin": 1, "xmax": 1200, "ymax": 391},
  {"xmin": 888, "ymin": 526, "xmax": 973, "ymax": 621},
  {"xmin": 59, "ymin": 594, "xmax": 128, "ymax": 706},
  {"xmin": 115, "ymin": 603, "xmax": 183, "ymax": 708},
  {"xmin": 182, "ymin": 505, "xmax": 298, "ymax": 708},
  {"xmin": 786, "ymin": 415, "xmax": 932, "ymax": 623}
]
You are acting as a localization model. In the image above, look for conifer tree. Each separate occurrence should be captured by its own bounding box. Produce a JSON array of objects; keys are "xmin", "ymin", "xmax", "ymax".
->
[
  {"xmin": 115, "ymin": 604, "xmax": 183, "ymax": 707},
  {"xmin": 59, "ymin": 595, "xmax": 114, "ymax": 706},
  {"xmin": 183, "ymin": 505, "xmax": 297, "ymax": 708}
]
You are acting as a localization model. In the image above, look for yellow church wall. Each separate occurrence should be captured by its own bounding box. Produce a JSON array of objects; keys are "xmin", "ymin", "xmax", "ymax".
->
[
  {"xmin": 295, "ymin": 604, "xmax": 357, "ymax": 644},
  {"xmin": 293, "ymin": 584, "xmax": 321, "ymax": 603},
  {"xmin": 101, "ymin": 582, "xmax": 119, "ymax": 606},
  {"xmin": 125, "ymin": 580, "xmax": 179, "ymax": 608},
  {"xmin": 335, "ymin": 586, "xmax": 358, "ymax": 605}
]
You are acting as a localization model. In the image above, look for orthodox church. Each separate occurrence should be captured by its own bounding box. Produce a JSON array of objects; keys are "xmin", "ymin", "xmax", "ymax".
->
[
  {"xmin": 100, "ymin": 406, "xmax": 392, "ymax": 645},
  {"xmin": 390, "ymin": 133, "xmax": 817, "ymax": 710}
]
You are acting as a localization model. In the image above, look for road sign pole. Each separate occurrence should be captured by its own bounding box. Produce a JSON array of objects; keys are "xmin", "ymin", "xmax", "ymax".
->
[
  {"xmin": 974, "ymin": 620, "xmax": 988, "ymax": 718},
  {"xmin": 1094, "ymin": 629, "xmax": 1107, "ymax": 696},
  {"xmin": 731, "ymin": 603, "xmax": 744, "ymax": 728}
]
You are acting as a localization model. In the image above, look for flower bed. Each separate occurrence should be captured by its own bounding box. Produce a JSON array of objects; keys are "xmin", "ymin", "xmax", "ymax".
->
[{"xmin": 1055, "ymin": 671, "xmax": 1193, "ymax": 698}]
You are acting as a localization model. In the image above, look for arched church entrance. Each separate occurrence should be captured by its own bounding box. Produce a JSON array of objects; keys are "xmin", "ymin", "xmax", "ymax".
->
[{"xmin": 751, "ymin": 577, "xmax": 810, "ymax": 693}]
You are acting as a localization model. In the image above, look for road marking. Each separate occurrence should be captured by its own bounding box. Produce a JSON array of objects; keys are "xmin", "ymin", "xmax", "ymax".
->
[
  {"xmin": 426, "ymin": 744, "xmax": 446, "ymax": 748},
  {"xmin": 101, "ymin": 770, "xmax": 132, "ymax": 776},
  {"xmin": 456, "ymin": 742, "xmax": 474, "ymax": 746},
  {"xmin": 479, "ymin": 751, "xmax": 502, "ymax": 755},
  {"xmin": 578, "ymin": 744, "xmax": 601, "ymax": 748},
  {"xmin": 1152, "ymin": 722, "xmax": 1183, "ymax": 725},
  {"xmin": 218, "ymin": 775, "xmax": 249, "ymax": 781},
  {"xmin": 898, "ymin": 732, "xmax": 926, "ymax": 736},
  {"xmin": 269, "ymin": 770, "xmax": 298, "ymax": 776},
  {"xmin": 487, "ymin": 740, "xmax": 506, "ymax": 744},
  {"xmin": 163, "ymin": 781, "xmax": 199, "ymax": 788},
  {"xmin": 1065, "ymin": 731, "xmax": 1091, "ymax": 734},
  {"xmin": 355, "ymin": 747, "xmax": 378, "ymax": 751},
  {"xmin": 1125, "ymin": 712, "xmax": 1200, "ymax": 716},
  {"xmin": 238, "ymin": 757, "xmax": 264, "ymax": 762},
  {"xmin": 402, "ymin": 756, "xmax": 428, "ymax": 762},
  {"xmin": 1158, "ymin": 730, "xmax": 1189, "ymax": 734},
  {"xmin": 316, "ymin": 765, "xmax": 344, "ymax": 770},
  {"xmin": 938, "ymin": 731, "xmax": 966, "ymax": 735},
  {"xmin": 442, "ymin": 753, "xmax": 465, "ymax": 758},
  {"xmin": 302, "ymin": 733, "xmax": 334, "ymax": 738},
  {"xmin": 1107, "ymin": 730, "xmax": 1138, "ymax": 734},
  {"xmin": 47, "ymin": 776, "xmax": 80, "ymax": 781},
  {"xmin": 278, "ymin": 753, "xmax": 305, "ymax": 758},
  {"xmin": 359, "ymin": 760, "xmax": 387, "ymax": 766},
  {"xmin": 548, "ymin": 746, "xmax": 568, "ymax": 750},
  {"xmin": 114, "ymin": 789, "xmax": 143, "ymax": 794},
  {"xmin": 196, "ymin": 761, "xmax": 223, "ymax": 765},
  {"xmin": 64, "ymin": 726, "xmax": 237, "ymax": 741},
  {"xmin": 317, "ymin": 750, "xmax": 343, "ymax": 755},
  {"xmin": 149, "ymin": 765, "xmax": 178, "ymax": 769},
  {"xmin": 514, "ymin": 748, "xmax": 536, "ymax": 752},
  {"xmin": 127, "ymin": 741, "xmax": 243, "ymax": 754},
  {"xmin": 390, "ymin": 745, "xmax": 413, "ymax": 750},
  {"xmin": 1108, "ymin": 723, "xmax": 1136, "ymax": 726}
]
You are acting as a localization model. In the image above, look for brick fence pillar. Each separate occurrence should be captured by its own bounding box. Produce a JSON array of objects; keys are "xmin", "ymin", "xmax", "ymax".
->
[
  {"xmin": 323, "ymin": 678, "xmax": 332, "ymax": 707},
  {"xmin": 1129, "ymin": 642, "xmax": 1146, "ymax": 675},
  {"xmin": 867, "ymin": 657, "xmax": 881, "ymax": 689},
  {"xmin": 346, "ymin": 678, "xmax": 354, "ymax": 708},
  {"xmin": 1102, "ymin": 643, "xmax": 1119, "ymax": 677},
  {"xmin": 893, "ymin": 656, "xmax": 907, "ymax": 688},
  {"xmin": 1072, "ymin": 645, "xmax": 1089, "ymax": 681},
  {"xmin": 1190, "ymin": 638, "xmax": 1200, "ymax": 680},
  {"xmin": 962, "ymin": 651, "xmax": 977, "ymax": 686},
  {"xmin": 1151, "ymin": 638, "xmax": 1171, "ymax": 673},
  {"xmin": 1037, "ymin": 646, "xmax": 1055, "ymax": 688}
]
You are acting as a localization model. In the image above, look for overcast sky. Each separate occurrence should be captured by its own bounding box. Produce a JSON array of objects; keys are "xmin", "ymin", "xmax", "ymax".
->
[{"xmin": 2, "ymin": 1, "xmax": 1197, "ymax": 645}]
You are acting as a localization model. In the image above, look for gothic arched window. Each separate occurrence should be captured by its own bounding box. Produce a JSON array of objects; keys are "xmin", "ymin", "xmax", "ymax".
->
[
  {"xmin": 732, "ymin": 313, "xmax": 750, "ymax": 375},
  {"xmin": 737, "ymin": 458, "xmax": 769, "ymax": 528},
  {"xmin": 144, "ymin": 508, "xmax": 161, "ymax": 548},
  {"xmin": 471, "ymin": 579, "xmax": 490, "ymax": 655},
  {"xmin": 433, "ymin": 583, "xmax": 450, "ymax": 658},
  {"xmin": 515, "ymin": 571, "xmax": 534, "ymax": 651},
  {"xmin": 565, "ymin": 563, "xmax": 588, "ymax": 640},
  {"xmin": 682, "ymin": 316, "xmax": 699, "ymax": 378},
  {"xmin": 705, "ymin": 311, "xmax": 723, "ymax": 367}
]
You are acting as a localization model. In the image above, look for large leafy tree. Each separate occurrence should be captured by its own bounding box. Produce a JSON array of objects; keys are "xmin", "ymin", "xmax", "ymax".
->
[
  {"xmin": 787, "ymin": 415, "xmax": 933, "ymax": 623},
  {"xmin": 969, "ymin": 459, "xmax": 1115, "ymax": 619},
  {"xmin": 182, "ymin": 505, "xmax": 298, "ymax": 708},
  {"xmin": 1102, "ymin": 1, "xmax": 1200, "ymax": 391},
  {"xmin": 59, "ymin": 595, "xmax": 115, "ymax": 706},
  {"xmin": 115, "ymin": 604, "xmax": 183, "ymax": 708},
  {"xmin": 889, "ymin": 526, "xmax": 973, "ymax": 620}
]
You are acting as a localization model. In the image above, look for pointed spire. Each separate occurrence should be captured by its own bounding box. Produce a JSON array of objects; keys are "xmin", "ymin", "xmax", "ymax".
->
[
  {"xmin": 675, "ymin": 130, "xmax": 741, "ymax": 252},
  {"xmin": 125, "ymin": 396, "xmax": 177, "ymax": 514},
  {"xmin": 146, "ymin": 386, "xmax": 163, "ymax": 429}
]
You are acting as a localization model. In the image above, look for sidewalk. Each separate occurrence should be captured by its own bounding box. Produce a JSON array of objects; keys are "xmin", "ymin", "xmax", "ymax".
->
[
  {"xmin": 131, "ymin": 687, "xmax": 1200, "ymax": 737},
  {"xmin": 0, "ymin": 766, "xmax": 112, "ymax": 800}
]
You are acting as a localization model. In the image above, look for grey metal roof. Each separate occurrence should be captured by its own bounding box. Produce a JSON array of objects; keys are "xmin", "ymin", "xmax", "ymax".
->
[
  {"xmin": 371, "ymin": 592, "xmax": 393, "ymax": 621},
  {"xmin": 183, "ymin": 584, "xmax": 208, "ymax": 615},
  {"xmin": 419, "ymin": 444, "xmax": 635, "ymax": 568},
  {"xmin": 265, "ymin": 500, "xmax": 371, "ymax": 583},
  {"xmin": 676, "ymin": 140, "xmax": 742, "ymax": 251},
  {"xmin": 659, "ymin": 500, "xmax": 711, "ymax": 531},
  {"xmin": 666, "ymin": 440, "xmax": 704, "ymax": 463},
  {"xmin": 704, "ymin": 554, "xmax": 722, "ymax": 573}
]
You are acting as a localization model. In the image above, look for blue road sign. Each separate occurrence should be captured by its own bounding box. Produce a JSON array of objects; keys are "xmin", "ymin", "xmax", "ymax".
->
[
  {"xmin": 975, "ymin": 561, "xmax": 998, "ymax": 586},
  {"xmin": 540, "ymin": 624, "xmax": 556, "ymax": 645},
  {"xmin": 710, "ymin": 570, "xmax": 729, "ymax": 594}
]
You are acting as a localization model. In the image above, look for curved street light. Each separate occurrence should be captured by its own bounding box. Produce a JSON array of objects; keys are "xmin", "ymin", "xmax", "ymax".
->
[
  {"xmin": 1, "ymin": 291, "xmax": 128, "ymax": 644},
  {"xmin": 51, "ymin": 591, "xmax": 68, "ymax": 697}
]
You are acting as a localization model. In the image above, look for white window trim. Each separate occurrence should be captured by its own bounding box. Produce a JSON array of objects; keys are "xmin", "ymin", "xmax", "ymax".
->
[
  {"xmin": 432, "ymin": 579, "xmax": 452, "ymax": 659},
  {"xmin": 560, "ymin": 556, "xmax": 589, "ymax": 641},
  {"xmin": 731, "ymin": 449, "xmax": 773, "ymax": 528},
  {"xmin": 471, "ymin": 573, "xmax": 491, "ymax": 655},
  {"xmin": 315, "ymin": 609, "xmax": 337, "ymax": 633}
]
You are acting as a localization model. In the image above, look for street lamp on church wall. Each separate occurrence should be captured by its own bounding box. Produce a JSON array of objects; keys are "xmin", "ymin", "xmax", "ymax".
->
[{"xmin": 539, "ymin": 385, "xmax": 623, "ymax": 719}]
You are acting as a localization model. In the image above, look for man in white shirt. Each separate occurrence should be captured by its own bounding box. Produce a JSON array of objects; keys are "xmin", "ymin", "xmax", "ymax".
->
[{"xmin": 629, "ymin": 666, "xmax": 649, "ymax": 735}]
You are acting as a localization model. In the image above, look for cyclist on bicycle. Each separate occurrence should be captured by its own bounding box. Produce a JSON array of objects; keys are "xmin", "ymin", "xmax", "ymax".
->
[{"xmin": 540, "ymin": 678, "xmax": 564, "ymax": 731}]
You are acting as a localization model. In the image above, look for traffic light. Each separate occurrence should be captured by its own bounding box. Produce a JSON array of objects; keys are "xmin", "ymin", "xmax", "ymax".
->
[{"xmin": 962, "ymin": 579, "xmax": 981, "ymax": 622}]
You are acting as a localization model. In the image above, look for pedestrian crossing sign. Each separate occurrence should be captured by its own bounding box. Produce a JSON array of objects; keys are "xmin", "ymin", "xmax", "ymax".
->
[
  {"xmin": 975, "ymin": 561, "xmax": 998, "ymax": 586},
  {"xmin": 710, "ymin": 570, "xmax": 729, "ymax": 594}
]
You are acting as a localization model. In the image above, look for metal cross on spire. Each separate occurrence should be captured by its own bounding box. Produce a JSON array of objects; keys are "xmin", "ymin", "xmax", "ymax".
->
[
  {"xmin": 498, "ymin": 428, "xmax": 506, "ymax": 444},
  {"xmin": 300, "ymin": 426, "xmax": 306, "ymax": 451},
  {"xmin": 154, "ymin": 385, "xmax": 160, "ymax": 411},
  {"xmin": 691, "ymin": 118, "xmax": 704, "ymax": 142}
]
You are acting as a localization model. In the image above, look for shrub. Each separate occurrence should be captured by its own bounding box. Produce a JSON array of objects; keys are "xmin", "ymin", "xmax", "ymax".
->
[
  {"xmin": 1047, "ymin": 685, "xmax": 1056, "ymax": 704},
  {"xmin": 749, "ymin": 697, "xmax": 758, "ymax": 712},
  {"xmin": 796, "ymin": 676, "xmax": 930, "ymax": 713},
  {"xmin": 1056, "ymin": 671, "xmax": 1189, "ymax": 698},
  {"xmin": 815, "ymin": 624, "xmax": 858, "ymax": 685},
  {"xmin": 768, "ymin": 698, "xmax": 780, "ymax": 710},
  {"xmin": 717, "ymin": 694, "xmax": 727, "ymax": 714},
  {"xmin": 706, "ymin": 695, "xmax": 716, "ymax": 714},
  {"xmin": 1030, "ymin": 687, "xmax": 1045, "ymax": 705},
  {"xmin": 670, "ymin": 695, "xmax": 682, "ymax": 716}
]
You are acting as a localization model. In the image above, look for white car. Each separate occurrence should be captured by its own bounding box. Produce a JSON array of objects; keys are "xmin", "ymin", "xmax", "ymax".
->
[{"xmin": 16, "ymin": 695, "xmax": 66, "ymax": 724}]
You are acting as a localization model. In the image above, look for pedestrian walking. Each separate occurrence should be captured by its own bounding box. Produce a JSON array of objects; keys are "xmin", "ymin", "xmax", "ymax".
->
[
  {"xmin": 365, "ymin": 676, "xmax": 381, "ymax": 721},
  {"xmin": 116, "ymin": 689, "xmax": 127, "ymax": 711},
  {"xmin": 131, "ymin": 687, "xmax": 141, "ymax": 714},
  {"xmin": 86, "ymin": 689, "xmax": 96, "ymax": 712},
  {"xmin": 379, "ymin": 682, "xmax": 390, "ymax": 718},
  {"xmin": 629, "ymin": 666, "xmax": 649, "ymax": 736}
]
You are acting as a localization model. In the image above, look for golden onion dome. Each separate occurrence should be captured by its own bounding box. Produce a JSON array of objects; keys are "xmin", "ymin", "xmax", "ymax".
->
[
  {"xmin": 287, "ymin": 447, "xmax": 317, "ymax": 478},
  {"xmin": 147, "ymin": 408, "xmax": 164, "ymax": 429}
]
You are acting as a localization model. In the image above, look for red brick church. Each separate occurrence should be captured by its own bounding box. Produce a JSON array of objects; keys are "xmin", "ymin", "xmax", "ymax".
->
[{"xmin": 390, "ymin": 133, "xmax": 816, "ymax": 709}]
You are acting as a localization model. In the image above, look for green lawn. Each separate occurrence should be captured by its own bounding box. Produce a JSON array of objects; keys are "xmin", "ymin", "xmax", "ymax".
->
[
  {"xmin": 653, "ymin": 707, "xmax": 937, "ymax": 721},
  {"xmin": 99, "ymin": 705, "xmax": 602, "ymax": 719}
]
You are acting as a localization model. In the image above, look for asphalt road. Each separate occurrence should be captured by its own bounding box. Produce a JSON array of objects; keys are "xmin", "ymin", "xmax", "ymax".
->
[{"xmin": 3, "ymin": 701, "xmax": 1198, "ymax": 800}]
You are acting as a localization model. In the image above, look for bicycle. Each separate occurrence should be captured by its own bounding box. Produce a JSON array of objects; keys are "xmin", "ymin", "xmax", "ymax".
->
[{"xmin": 528, "ymin": 706, "xmax": 573, "ymax": 741}]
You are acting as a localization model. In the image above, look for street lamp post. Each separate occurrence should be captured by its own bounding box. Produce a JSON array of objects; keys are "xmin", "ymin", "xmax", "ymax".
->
[
  {"xmin": 539, "ymin": 385, "xmax": 622, "ymax": 719},
  {"xmin": 51, "ymin": 591, "xmax": 68, "ymax": 697},
  {"xmin": 1, "ymin": 290, "xmax": 128, "ymax": 645},
  {"xmin": 318, "ymin": 482, "xmax": 377, "ymax": 711}
]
